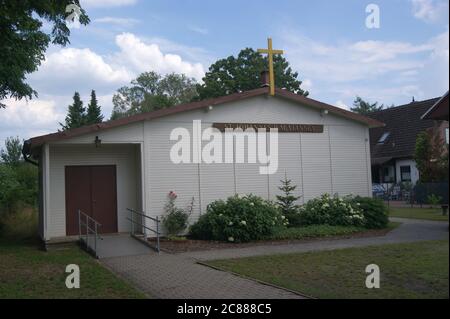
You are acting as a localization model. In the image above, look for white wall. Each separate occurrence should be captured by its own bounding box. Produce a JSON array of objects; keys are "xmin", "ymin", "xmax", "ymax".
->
[{"xmin": 143, "ymin": 95, "xmax": 372, "ymax": 223}]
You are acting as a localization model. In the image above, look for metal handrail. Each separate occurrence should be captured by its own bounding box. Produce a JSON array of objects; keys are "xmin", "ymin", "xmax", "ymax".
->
[
  {"xmin": 126, "ymin": 208, "xmax": 160, "ymax": 253},
  {"xmin": 78, "ymin": 209, "xmax": 102, "ymax": 258}
]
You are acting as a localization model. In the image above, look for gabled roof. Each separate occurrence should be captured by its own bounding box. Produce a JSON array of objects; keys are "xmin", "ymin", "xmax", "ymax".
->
[
  {"xmin": 26, "ymin": 87, "xmax": 384, "ymax": 149},
  {"xmin": 367, "ymin": 97, "xmax": 440, "ymax": 160},
  {"xmin": 421, "ymin": 91, "xmax": 449, "ymax": 120}
]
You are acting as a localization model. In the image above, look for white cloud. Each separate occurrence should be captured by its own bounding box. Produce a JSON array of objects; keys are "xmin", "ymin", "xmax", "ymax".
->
[
  {"xmin": 81, "ymin": 0, "xmax": 137, "ymax": 8},
  {"xmin": 113, "ymin": 33, "xmax": 205, "ymax": 80},
  {"xmin": 279, "ymin": 28, "xmax": 448, "ymax": 106},
  {"xmin": 411, "ymin": 0, "xmax": 449, "ymax": 23},
  {"xmin": 335, "ymin": 100, "xmax": 350, "ymax": 110},
  {"xmin": 94, "ymin": 17, "xmax": 140, "ymax": 28}
]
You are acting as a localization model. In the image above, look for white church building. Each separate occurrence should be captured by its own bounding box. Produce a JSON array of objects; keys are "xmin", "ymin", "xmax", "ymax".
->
[{"xmin": 23, "ymin": 87, "xmax": 383, "ymax": 242}]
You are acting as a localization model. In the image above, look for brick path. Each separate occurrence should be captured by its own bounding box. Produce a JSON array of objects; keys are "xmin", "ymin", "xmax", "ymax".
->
[{"xmin": 101, "ymin": 218, "xmax": 448, "ymax": 299}]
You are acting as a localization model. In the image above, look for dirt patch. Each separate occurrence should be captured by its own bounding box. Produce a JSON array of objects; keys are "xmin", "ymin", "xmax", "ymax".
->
[{"xmin": 148, "ymin": 228, "xmax": 393, "ymax": 254}]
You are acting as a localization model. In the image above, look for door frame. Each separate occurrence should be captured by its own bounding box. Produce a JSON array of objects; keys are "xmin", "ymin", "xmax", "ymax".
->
[{"xmin": 65, "ymin": 165, "xmax": 118, "ymax": 236}]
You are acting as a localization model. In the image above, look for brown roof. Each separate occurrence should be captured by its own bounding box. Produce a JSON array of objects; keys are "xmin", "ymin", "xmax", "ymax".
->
[
  {"xmin": 367, "ymin": 97, "xmax": 440, "ymax": 160},
  {"xmin": 422, "ymin": 91, "xmax": 449, "ymax": 120},
  {"xmin": 26, "ymin": 87, "xmax": 384, "ymax": 150}
]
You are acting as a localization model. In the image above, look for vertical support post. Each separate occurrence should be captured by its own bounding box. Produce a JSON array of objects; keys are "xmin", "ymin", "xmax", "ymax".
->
[
  {"xmin": 94, "ymin": 222, "xmax": 98, "ymax": 257},
  {"xmin": 156, "ymin": 216, "xmax": 160, "ymax": 253},
  {"xmin": 130, "ymin": 209, "xmax": 134, "ymax": 236},
  {"xmin": 78, "ymin": 209, "xmax": 81, "ymax": 240}
]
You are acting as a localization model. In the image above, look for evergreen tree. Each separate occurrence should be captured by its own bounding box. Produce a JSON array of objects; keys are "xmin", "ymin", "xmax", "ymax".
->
[
  {"xmin": 276, "ymin": 174, "xmax": 301, "ymax": 223},
  {"xmin": 86, "ymin": 90, "xmax": 104, "ymax": 125},
  {"xmin": 60, "ymin": 92, "xmax": 86, "ymax": 130}
]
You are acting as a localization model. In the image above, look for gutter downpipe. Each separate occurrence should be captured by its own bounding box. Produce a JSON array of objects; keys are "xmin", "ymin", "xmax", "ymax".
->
[{"xmin": 22, "ymin": 140, "xmax": 39, "ymax": 166}]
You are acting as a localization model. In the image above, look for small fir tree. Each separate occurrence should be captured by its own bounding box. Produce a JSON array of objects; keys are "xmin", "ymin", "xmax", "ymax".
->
[
  {"xmin": 60, "ymin": 92, "xmax": 86, "ymax": 130},
  {"xmin": 85, "ymin": 90, "xmax": 104, "ymax": 125},
  {"xmin": 276, "ymin": 173, "xmax": 301, "ymax": 220}
]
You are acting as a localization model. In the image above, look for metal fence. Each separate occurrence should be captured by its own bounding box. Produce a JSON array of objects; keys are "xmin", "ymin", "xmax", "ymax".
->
[
  {"xmin": 373, "ymin": 182, "xmax": 449, "ymax": 207},
  {"xmin": 126, "ymin": 208, "xmax": 161, "ymax": 253}
]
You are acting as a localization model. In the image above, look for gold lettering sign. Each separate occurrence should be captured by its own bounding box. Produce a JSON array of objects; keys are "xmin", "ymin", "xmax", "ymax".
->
[{"xmin": 212, "ymin": 123, "xmax": 324, "ymax": 133}]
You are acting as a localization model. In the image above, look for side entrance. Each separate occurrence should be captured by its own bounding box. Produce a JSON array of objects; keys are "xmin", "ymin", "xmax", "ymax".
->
[{"xmin": 65, "ymin": 165, "xmax": 118, "ymax": 236}]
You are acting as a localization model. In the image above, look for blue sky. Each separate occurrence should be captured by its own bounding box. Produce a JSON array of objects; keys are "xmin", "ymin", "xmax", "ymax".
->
[{"xmin": 0, "ymin": 0, "xmax": 448, "ymax": 145}]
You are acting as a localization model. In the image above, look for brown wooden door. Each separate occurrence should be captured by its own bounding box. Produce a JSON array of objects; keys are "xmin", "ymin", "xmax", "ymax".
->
[{"xmin": 65, "ymin": 165, "xmax": 118, "ymax": 236}]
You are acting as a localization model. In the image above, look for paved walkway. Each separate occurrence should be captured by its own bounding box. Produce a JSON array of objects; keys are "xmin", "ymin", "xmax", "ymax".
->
[{"xmin": 101, "ymin": 218, "xmax": 448, "ymax": 299}]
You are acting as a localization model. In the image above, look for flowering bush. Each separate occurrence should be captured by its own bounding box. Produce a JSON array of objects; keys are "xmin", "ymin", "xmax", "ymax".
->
[
  {"xmin": 162, "ymin": 191, "xmax": 192, "ymax": 237},
  {"xmin": 190, "ymin": 194, "xmax": 286, "ymax": 242},
  {"xmin": 297, "ymin": 194, "xmax": 365, "ymax": 227}
]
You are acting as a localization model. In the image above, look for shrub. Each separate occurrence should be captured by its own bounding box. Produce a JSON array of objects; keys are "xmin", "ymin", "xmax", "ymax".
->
[
  {"xmin": 427, "ymin": 194, "xmax": 442, "ymax": 206},
  {"xmin": 162, "ymin": 191, "xmax": 191, "ymax": 237},
  {"xmin": 352, "ymin": 196, "xmax": 388, "ymax": 229},
  {"xmin": 297, "ymin": 194, "xmax": 365, "ymax": 227},
  {"xmin": 276, "ymin": 175, "xmax": 301, "ymax": 226},
  {"xmin": 190, "ymin": 194, "xmax": 286, "ymax": 242}
]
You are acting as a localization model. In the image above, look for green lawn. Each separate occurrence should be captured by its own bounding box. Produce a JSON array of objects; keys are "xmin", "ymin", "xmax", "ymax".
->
[
  {"xmin": 207, "ymin": 240, "xmax": 449, "ymax": 299},
  {"xmin": 0, "ymin": 240, "xmax": 146, "ymax": 299},
  {"xmin": 389, "ymin": 207, "xmax": 449, "ymax": 221}
]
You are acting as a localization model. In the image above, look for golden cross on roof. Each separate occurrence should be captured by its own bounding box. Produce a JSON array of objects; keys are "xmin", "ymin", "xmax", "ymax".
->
[{"xmin": 258, "ymin": 37, "xmax": 284, "ymax": 96}]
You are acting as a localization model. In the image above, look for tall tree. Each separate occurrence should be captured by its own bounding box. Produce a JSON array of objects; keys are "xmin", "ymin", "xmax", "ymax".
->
[
  {"xmin": 60, "ymin": 92, "xmax": 85, "ymax": 130},
  {"xmin": 85, "ymin": 90, "xmax": 103, "ymax": 125},
  {"xmin": 197, "ymin": 48, "xmax": 309, "ymax": 100},
  {"xmin": 351, "ymin": 96, "xmax": 384, "ymax": 115},
  {"xmin": 0, "ymin": 1, "xmax": 89, "ymax": 108},
  {"xmin": 0, "ymin": 136, "xmax": 22, "ymax": 165},
  {"xmin": 111, "ymin": 72, "xmax": 198, "ymax": 120},
  {"xmin": 415, "ymin": 130, "xmax": 449, "ymax": 182}
]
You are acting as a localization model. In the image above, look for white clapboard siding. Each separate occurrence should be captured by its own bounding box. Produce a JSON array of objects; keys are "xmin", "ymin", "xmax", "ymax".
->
[
  {"xmin": 145, "ymin": 121, "xmax": 201, "ymax": 225},
  {"xmin": 48, "ymin": 144, "xmax": 139, "ymax": 238},
  {"xmin": 198, "ymin": 123, "xmax": 235, "ymax": 217},
  {"xmin": 300, "ymin": 127, "xmax": 333, "ymax": 200},
  {"xmin": 54, "ymin": 122, "xmax": 144, "ymax": 144},
  {"xmin": 330, "ymin": 125, "xmax": 370, "ymax": 197},
  {"xmin": 268, "ymin": 133, "xmax": 304, "ymax": 203}
]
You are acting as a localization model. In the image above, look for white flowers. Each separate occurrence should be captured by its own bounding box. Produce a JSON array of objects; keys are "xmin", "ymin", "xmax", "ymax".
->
[
  {"xmin": 228, "ymin": 221, "xmax": 233, "ymax": 226},
  {"xmin": 249, "ymin": 202, "xmax": 255, "ymax": 206},
  {"xmin": 281, "ymin": 215, "xmax": 286, "ymax": 220},
  {"xmin": 240, "ymin": 220, "xmax": 247, "ymax": 226},
  {"xmin": 228, "ymin": 237, "xmax": 234, "ymax": 242}
]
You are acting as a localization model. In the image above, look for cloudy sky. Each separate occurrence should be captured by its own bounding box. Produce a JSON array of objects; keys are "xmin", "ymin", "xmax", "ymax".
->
[{"xmin": 0, "ymin": 0, "xmax": 448, "ymax": 145}]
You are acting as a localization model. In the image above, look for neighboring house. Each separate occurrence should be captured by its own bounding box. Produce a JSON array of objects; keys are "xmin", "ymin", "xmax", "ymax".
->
[
  {"xmin": 422, "ymin": 91, "xmax": 449, "ymax": 145},
  {"xmin": 367, "ymin": 96, "xmax": 449, "ymax": 187},
  {"xmin": 23, "ymin": 87, "xmax": 382, "ymax": 243}
]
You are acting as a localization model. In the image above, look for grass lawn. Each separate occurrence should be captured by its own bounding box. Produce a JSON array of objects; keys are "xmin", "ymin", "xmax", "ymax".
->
[
  {"xmin": 0, "ymin": 208, "xmax": 146, "ymax": 299},
  {"xmin": 207, "ymin": 240, "xmax": 449, "ymax": 299},
  {"xmin": 0, "ymin": 240, "xmax": 146, "ymax": 299},
  {"xmin": 389, "ymin": 207, "xmax": 449, "ymax": 221}
]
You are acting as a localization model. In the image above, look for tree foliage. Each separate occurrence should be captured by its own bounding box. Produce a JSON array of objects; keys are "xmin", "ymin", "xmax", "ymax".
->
[
  {"xmin": 0, "ymin": 137, "xmax": 38, "ymax": 214},
  {"xmin": 0, "ymin": 137, "xmax": 22, "ymax": 166},
  {"xmin": 351, "ymin": 96, "xmax": 385, "ymax": 115},
  {"xmin": 415, "ymin": 130, "xmax": 449, "ymax": 182},
  {"xmin": 85, "ymin": 90, "xmax": 104, "ymax": 125},
  {"xmin": 111, "ymin": 72, "xmax": 198, "ymax": 120},
  {"xmin": 197, "ymin": 48, "xmax": 309, "ymax": 100},
  {"xmin": 60, "ymin": 92, "xmax": 86, "ymax": 130},
  {"xmin": 0, "ymin": 0, "xmax": 89, "ymax": 108}
]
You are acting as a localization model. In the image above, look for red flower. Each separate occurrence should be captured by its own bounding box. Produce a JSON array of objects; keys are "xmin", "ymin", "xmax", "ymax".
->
[{"xmin": 168, "ymin": 191, "xmax": 177, "ymax": 199}]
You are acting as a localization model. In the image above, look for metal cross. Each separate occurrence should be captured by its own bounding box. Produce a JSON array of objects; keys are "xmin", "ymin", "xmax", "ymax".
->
[{"xmin": 258, "ymin": 38, "xmax": 284, "ymax": 96}]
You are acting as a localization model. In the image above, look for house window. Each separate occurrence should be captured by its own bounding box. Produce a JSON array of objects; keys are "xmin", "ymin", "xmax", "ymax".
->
[
  {"xmin": 400, "ymin": 165, "xmax": 411, "ymax": 182},
  {"xmin": 377, "ymin": 132, "xmax": 390, "ymax": 144},
  {"xmin": 445, "ymin": 128, "xmax": 449, "ymax": 144}
]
